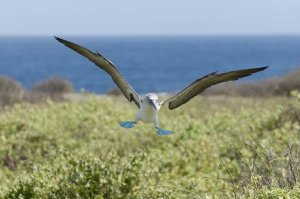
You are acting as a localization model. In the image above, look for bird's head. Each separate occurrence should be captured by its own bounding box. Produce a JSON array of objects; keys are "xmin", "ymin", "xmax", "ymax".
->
[{"xmin": 144, "ymin": 93, "xmax": 159, "ymax": 110}]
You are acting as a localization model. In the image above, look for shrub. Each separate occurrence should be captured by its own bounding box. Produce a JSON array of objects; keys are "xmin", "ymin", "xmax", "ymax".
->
[
  {"xmin": 106, "ymin": 87, "xmax": 122, "ymax": 96},
  {"xmin": 0, "ymin": 76, "xmax": 23, "ymax": 106},
  {"xmin": 3, "ymin": 151, "xmax": 159, "ymax": 199},
  {"xmin": 1, "ymin": 95, "xmax": 300, "ymax": 198},
  {"xmin": 218, "ymin": 92, "xmax": 300, "ymax": 197},
  {"xmin": 278, "ymin": 68, "xmax": 300, "ymax": 95},
  {"xmin": 32, "ymin": 77, "xmax": 73, "ymax": 94},
  {"xmin": 31, "ymin": 77, "xmax": 73, "ymax": 101},
  {"xmin": 0, "ymin": 76, "xmax": 75, "ymax": 106},
  {"xmin": 22, "ymin": 91, "xmax": 49, "ymax": 104}
]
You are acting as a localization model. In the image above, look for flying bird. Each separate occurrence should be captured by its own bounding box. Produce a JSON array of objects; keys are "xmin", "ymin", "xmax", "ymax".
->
[{"xmin": 55, "ymin": 37, "xmax": 268, "ymax": 135}]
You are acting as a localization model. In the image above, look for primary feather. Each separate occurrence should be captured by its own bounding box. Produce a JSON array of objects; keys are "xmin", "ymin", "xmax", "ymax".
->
[
  {"xmin": 161, "ymin": 66, "xmax": 268, "ymax": 110},
  {"xmin": 55, "ymin": 37, "xmax": 141, "ymax": 108}
]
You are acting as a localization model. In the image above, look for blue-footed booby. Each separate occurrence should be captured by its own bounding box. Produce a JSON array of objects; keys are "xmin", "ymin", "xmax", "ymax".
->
[{"xmin": 55, "ymin": 37, "xmax": 268, "ymax": 136}]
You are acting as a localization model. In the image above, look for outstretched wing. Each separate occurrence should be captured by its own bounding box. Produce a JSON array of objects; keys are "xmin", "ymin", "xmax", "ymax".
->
[
  {"xmin": 55, "ymin": 37, "xmax": 141, "ymax": 108},
  {"xmin": 161, "ymin": 66, "xmax": 268, "ymax": 110}
]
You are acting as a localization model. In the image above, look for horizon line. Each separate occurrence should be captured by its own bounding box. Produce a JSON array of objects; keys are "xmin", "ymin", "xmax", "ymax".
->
[{"xmin": 1, "ymin": 33, "xmax": 300, "ymax": 38}]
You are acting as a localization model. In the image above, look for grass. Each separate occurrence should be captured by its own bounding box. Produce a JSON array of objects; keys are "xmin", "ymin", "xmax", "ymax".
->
[{"xmin": 1, "ymin": 94, "xmax": 300, "ymax": 198}]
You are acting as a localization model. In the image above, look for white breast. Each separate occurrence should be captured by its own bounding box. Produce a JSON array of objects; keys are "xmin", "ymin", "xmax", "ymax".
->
[{"xmin": 137, "ymin": 103, "xmax": 157, "ymax": 123}]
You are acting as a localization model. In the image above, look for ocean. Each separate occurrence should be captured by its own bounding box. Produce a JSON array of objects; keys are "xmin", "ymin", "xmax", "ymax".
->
[{"xmin": 0, "ymin": 36, "xmax": 300, "ymax": 94}]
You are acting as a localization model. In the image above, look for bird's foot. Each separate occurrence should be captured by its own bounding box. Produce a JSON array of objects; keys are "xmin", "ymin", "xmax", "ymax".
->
[
  {"xmin": 155, "ymin": 127, "xmax": 174, "ymax": 136},
  {"xmin": 119, "ymin": 121, "xmax": 136, "ymax": 129}
]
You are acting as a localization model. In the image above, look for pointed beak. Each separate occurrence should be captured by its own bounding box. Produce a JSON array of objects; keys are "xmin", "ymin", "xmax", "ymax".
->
[{"xmin": 149, "ymin": 99, "xmax": 159, "ymax": 110}]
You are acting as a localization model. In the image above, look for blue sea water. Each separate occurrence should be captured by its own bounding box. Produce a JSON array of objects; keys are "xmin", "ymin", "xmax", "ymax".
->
[{"xmin": 0, "ymin": 36, "xmax": 300, "ymax": 94}]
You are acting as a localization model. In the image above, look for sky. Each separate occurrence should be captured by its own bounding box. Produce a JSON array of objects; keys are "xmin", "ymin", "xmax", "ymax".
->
[{"xmin": 1, "ymin": 0, "xmax": 300, "ymax": 36}]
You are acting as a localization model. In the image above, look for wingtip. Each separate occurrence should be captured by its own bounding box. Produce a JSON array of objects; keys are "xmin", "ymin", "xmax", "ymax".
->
[
  {"xmin": 251, "ymin": 65, "xmax": 269, "ymax": 72},
  {"xmin": 260, "ymin": 65, "xmax": 269, "ymax": 71},
  {"xmin": 54, "ymin": 36, "xmax": 63, "ymax": 42}
]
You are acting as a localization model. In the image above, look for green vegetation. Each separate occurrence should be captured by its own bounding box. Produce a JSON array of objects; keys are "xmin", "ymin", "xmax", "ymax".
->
[{"xmin": 1, "ymin": 93, "xmax": 300, "ymax": 198}]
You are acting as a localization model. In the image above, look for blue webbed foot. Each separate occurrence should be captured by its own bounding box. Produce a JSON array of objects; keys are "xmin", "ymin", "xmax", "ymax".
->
[
  {"xmin": 155, "ymin": 127, "xmax": 174, "ymax": 136},
  {"xmin": 120, "ymin": 121, "xmax": 136, "ymax": 129}
]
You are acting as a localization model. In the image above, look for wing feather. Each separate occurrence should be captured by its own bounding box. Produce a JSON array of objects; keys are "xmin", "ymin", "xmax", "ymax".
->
[
  {"xmin": 55, "ymin": 37, "xmax": 140, "ymax": 108},
  {"xmin": 162, "ymin": 66, "xmax": 268, "ymax": 110}
]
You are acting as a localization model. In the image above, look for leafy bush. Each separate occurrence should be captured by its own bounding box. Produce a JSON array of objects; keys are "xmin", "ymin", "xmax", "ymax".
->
[
  {"xmin": 4, "ymin": 151, "xmax": 158, "ymax": 199},
  {"xmin": 1, "ymin": 90, "xmax": 300, "ymax": 197}
]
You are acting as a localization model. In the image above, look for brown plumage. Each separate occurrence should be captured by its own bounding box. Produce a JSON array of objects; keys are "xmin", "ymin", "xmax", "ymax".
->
[{"xmin": 161, "ymin": 66, "xmax": 268, "ymax": 110}]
